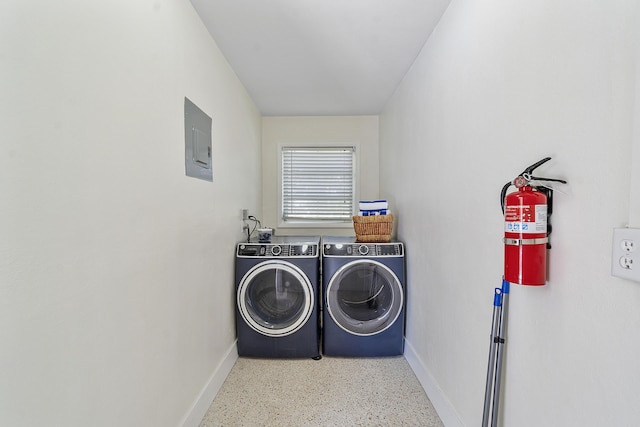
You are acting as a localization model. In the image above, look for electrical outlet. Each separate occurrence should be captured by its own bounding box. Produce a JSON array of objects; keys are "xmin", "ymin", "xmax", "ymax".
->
[
  {"xmin": 612, "ymin": 228, "xmax": 640, "ymax": 282},
  {"xmin": 619, "ymin": 256, "xmax": 633, "ymax": 269},
  {"xmin": 241, "ymin": 209, "xmax": 249, "ymax": 232},
  {"xmin": 621, "ymin": 239, "xmax": 635, "ymax": 252}
]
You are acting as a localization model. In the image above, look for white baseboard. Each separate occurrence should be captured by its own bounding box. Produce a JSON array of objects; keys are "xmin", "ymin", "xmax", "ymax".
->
[
  {"xmin": 404, "ymin": 339, "xmax": 465, "ymax": 427},
  {"xmin": 180, "ymin": 340, "xmax": 238, "ymax": 427}
]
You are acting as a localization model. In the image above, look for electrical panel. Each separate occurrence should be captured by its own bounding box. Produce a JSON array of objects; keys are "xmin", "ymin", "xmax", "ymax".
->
[{"xmin": 184, "ymin": 97, "xmax": 213, "ymax": 182}]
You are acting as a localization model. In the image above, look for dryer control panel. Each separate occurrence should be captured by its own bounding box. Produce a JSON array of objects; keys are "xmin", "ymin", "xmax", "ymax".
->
[
  {"xmin": 237, "ymin": 243, "xmax": 318, "ymax": 258},
  {"xmin": 323, "ymin": 242, "xmax": 404, "ymax": 257}
]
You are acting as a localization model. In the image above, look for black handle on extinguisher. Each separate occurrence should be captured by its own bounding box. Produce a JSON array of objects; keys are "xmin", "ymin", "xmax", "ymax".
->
[
  {"xmin": 522, "ymin": 157, "xmax": 552, "ymax": 175},
  {"xmin": 522, "ymin": 157, "xmax": 568, "ymax": 185},
  {"xmin": 499, "ymin": 157, "xmax": 567, "ymax": 214}
]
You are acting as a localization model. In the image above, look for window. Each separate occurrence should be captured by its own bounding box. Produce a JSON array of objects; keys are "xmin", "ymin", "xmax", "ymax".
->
[{"xmin": 281, "ymin": 145, "xmax": 356, "ymax": 225}]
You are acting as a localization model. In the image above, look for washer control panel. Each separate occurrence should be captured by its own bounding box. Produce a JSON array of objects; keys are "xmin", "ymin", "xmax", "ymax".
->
[
  {"xmin": 323, "ymin": 242, "xmax": 404, "ymax": 257},
  {"xmin": 237, "ymin": 243, "xmax": 318, "ymax": 257}
]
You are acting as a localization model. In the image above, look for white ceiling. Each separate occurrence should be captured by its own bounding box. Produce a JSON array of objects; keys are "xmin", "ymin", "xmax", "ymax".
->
[{"xmin": 190, "ymin": 0, "xmax": 452, "ymax": 116}]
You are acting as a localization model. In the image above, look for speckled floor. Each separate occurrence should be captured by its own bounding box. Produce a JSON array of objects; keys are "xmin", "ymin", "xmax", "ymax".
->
[{"xmin": 199, "ymin": 356, "xmax": 444, "ymax": 427}]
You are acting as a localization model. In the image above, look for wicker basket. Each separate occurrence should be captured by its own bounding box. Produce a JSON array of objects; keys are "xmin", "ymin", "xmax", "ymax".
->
[{"xmin": 353, "ymin": 214, "xmax": 394, "ymax": 243}]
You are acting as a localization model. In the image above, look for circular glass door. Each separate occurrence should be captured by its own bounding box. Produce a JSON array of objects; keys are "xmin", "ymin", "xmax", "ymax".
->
[
  {"xmin": 238, "ymin": 260, "xmax": 314, "ymax": 337},
  {"xmin": 326, "ymin": 260, "xmax": 403, "ymax": 336}
]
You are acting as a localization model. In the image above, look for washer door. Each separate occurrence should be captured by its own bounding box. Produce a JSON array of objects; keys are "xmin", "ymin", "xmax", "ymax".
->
[
  {"xmin": 238, "ymin": 260, "xmax": 314, "ymax": 337},
  {"xmin": 326, "ymin": 259, "xmax": 403, "ymax": 336}
]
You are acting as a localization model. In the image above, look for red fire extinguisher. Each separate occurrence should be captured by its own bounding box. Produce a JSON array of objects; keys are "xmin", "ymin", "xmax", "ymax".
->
[{"xmin": 500, "ymin": 158, "xmax": 567, "ymax": 286}]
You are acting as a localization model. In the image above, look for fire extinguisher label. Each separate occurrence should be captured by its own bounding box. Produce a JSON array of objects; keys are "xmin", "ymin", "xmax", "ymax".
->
[{"xmin": 504, "ymin": 204, "xmax": 547, "ymax": 233}]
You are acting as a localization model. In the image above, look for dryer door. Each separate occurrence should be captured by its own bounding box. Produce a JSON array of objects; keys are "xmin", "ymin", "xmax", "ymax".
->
[
  {"xmin": 238, "ymin": 260, "xmax": 314, "ymax": 337},
  {"xmin": 326, "ymin": 259, "xmax": 403, "ymax": 336}
]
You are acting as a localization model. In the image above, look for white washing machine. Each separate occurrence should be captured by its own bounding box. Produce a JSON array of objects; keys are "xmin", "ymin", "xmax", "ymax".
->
[
  {"xmin": 321, "ymin": 236, "xmax": 406, "ymax": 357},
  {"xmin": 235, "ymin": 236, "xmax": 321, "ymax": 358}
]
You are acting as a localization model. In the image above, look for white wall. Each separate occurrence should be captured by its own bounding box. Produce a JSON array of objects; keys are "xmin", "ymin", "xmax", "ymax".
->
[
  {"xmin": 261, "ymin": 116, "xmax": 379, "ymax": 236},
  {"xmin": 0, "ymin": 1, "xmax": 261, "ymax": 426},
  {"xmin": 380, "ymin": 0, "xmax": 640, "ymax": 426}
]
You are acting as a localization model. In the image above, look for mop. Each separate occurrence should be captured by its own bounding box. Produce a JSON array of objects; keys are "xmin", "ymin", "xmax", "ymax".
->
[{"xmin": 482, "ymin": 279, "xmax": 509, "ymax": 427}]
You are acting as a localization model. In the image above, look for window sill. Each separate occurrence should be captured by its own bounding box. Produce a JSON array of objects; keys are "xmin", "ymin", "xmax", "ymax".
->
[{"xmin": 278, "ymin": 220, "xmax": 353, "ymax": 229}]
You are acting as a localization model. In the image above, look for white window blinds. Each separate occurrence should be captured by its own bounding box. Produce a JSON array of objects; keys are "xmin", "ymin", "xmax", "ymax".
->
[{"xmin": 282, "ymin": 146, "xmax": 355, "ymax": 222}]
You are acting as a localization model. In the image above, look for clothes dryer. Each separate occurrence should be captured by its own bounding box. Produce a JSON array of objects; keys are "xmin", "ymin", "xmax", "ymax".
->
[
  {"xmin": 321, "ymin": 236, "xmax": 405, "ymax": 357},
  {"xmin": 235, "ymin": 236, "xmax": 321, "ymax": 358}
]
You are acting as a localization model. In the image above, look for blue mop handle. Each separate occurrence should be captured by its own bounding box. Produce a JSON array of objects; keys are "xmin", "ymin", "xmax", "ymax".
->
[
  {"xmin": 490, "ymin": 278, "xmax": 511, "ymax": 427},
  {"xmin": 501, "ymin": 278, "xmax": 510, "ymax": 295},
  {"xmin": 483, "ymin": 283, "xmax": 504, "ymax": 427},
  {"xmin": 493, "ymin": 287, "xmax": 503, "ymax": 306}
]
